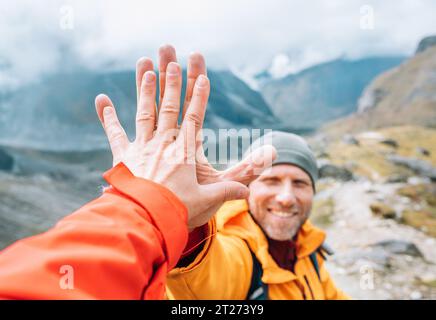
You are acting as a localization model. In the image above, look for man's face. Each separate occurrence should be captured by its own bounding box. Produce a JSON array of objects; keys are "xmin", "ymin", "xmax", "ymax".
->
[{"xmin": 248, "ymin": 164, "xmax": 314, "ymax": 241}]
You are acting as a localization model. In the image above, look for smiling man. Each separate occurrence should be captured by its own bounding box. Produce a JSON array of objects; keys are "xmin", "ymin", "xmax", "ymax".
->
[{"xmin": 167, "ymin": 131, "xmax": 349, "ymax": 300}]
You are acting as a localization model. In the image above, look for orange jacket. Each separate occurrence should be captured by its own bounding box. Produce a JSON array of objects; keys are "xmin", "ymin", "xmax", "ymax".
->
[
  {"xmin": 167, "ymin": 200, "xmax": 349, "ymax": 300},
  {"xmin": 0, "ymin": 162, "xmax": 188, "ymax": 299}
]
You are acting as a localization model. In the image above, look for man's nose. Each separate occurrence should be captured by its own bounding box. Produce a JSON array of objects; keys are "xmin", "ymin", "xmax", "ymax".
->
[{"xmin": 275, "ymin": 184, "xmax": 296, "ymax": 207}]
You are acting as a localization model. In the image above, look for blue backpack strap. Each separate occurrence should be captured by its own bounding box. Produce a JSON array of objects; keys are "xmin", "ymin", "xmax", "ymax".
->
[
  {"xmin": 309, "ymin": 251, "xmax": 321, "ymax": 280},
  {"xmin": 310, "ymin": 242, "xmax": 334, "ymax": 281},
  {"xmin": 246, "ymin": 250, "xmax": 268, "ymax": 300}
]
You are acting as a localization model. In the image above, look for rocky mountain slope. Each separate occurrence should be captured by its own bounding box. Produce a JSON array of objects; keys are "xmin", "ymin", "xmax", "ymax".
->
[
  {"xmin": 260, "ymin": 57, "xmax": 404, "ymax": 130},
  {"xmin": 323, "ymin": 44, "xmax": 436, "ymax": 136}
]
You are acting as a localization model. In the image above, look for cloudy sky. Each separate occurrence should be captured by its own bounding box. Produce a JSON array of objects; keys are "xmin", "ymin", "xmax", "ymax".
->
[{"xmin": 1, "ymin": 0, "xmax": 435, "ymax": 89}]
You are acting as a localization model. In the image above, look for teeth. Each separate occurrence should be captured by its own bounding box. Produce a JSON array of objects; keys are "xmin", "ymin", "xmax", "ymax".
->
[{"xmin": 270, "ymin": 211, "xmax": 296, "ymax": 217}]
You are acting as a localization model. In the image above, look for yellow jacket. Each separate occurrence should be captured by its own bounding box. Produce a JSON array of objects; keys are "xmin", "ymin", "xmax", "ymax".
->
[{"xmin": 167, "ymin": 200, "xmax": 349, "ymax": 300}]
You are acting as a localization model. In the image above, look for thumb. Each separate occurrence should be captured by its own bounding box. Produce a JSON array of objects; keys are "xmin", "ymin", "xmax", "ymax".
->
[
  {"xmin": 220, "ymin": 144, "xmax": 277, "ymax": 185},
  {"xmin": 205, "ymin": 181, "xmax": 249, "ymax": 204},
  {"xmin": 189, "ymin": 182, "xmax": 250, "ymax": 229}
]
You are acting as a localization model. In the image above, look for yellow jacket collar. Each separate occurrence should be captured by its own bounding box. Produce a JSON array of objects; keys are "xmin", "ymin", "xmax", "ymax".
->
[{"xmin": 215, "ymin": 200, "xmax": 326, "ymax": 284}]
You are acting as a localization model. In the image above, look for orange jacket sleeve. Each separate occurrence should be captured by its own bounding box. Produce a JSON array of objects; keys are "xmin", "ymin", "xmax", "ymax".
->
[{"xmin": 0, "ymin": 162, "xmax": 188, "ymax": 300}]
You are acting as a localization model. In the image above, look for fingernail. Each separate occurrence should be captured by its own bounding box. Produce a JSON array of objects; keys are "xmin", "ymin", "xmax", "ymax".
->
[
  {"xmin": 144, "ymin": 71, "xmax": 154, "ymax": 83},
  {"xmin": 103, "ymin": 107, "xmax": 112, "ymax": 116},
  {"xmin": 196, "ymin": 75, "xmax": 208, "ymax": 87},
  {"xmin": 167, "ymin": 62, "xmax": 179, "ymax": 75}
]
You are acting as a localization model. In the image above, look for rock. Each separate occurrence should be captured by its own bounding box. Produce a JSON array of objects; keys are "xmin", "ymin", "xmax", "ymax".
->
[
  {"xmin": 335, "ymin": 247, "xmax": 391, "ymax": 269},
  {"xmin": 416, "ymin": 147, "xmax": 430, "ymax": 157},
  {"xmin": 410, "ymin": 291, "xmax": 423, "ymax": 300},
  {"xmin": 386, "ymin": 174, "xmax": 409, "ymax": 183},
  {"xmin": 0, "ymin": 148, "xmax": 14, "ymax": 172},
  {"xmin": 400, "ymin": 197, "xmax": 411, "ymax": 205},
  {"xmin": 344, "ymin": 161, "xmax": 358, "ymax": 171},
  {"xmin": 370, "ymin": 240, "xmax": 423, "ymax": 257},
  {"xmin": 375, "ymin": 194, "xmax": 385, "ymax": 201},
  {"xmin": 316, "ymin": 158, "xmax": 330, "ymax": 167},
  {"xmin": 358, "ymin": 131, "xmax": 385, "ymax": 140},
  {"xmin": 380, "ymin": 138, "xmax": 398, "ymax": 148},
  {"xmin": 407, "ymin": 176, "xmax": 431, "ymax": 185},
  {"xmin": 319, "ymin": 164, "xmax": 353, "ymax": 181},
  {"xmin": 342, "ymin": 134, "xmax": 359, "ymax": 146},
  {"xmin": 415, "ymin": 35, "xmax": 436, "ymax": 54},
  {"xmin": 369, "ymin": 202, "xmax": 396, "ymax": 219},
  {"xmin": 358, "ymin": 88, "xmax": 387, "ymax": 113},
  {"xmin": 316, "ymin": 151, "xmax": 330, "ymax": 159},
  {"xmin": 387, "ymin": 155, "xmax": 436, "ymax": 181}
]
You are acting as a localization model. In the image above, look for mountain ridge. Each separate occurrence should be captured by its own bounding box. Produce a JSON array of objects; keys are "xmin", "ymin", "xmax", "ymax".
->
[
  {"xmin": 322, "ymin": 45, "xmax": 436, "ymax": 136},
  {"xmin": 260, "ymin": 56, "xmax": 405, "ymax": 129}
]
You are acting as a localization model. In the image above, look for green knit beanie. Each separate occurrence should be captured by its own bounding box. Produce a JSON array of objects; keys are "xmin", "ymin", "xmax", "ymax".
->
[{"xmin": 246, "ymin": 131, "xmax": 318, "ymax": 188}]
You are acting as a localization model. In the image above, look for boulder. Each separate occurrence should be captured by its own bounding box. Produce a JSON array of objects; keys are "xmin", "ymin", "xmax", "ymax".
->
[
  {"xmin": 387, "ymin": 155, "xmax": 436, "ymax": 181},
  {"xmin": 416, "ymin": 147, "xmax": 430, "ymax": 157},
  {"xmin": 386, "ymin": 174, "xmax": 409, "ymax": 183},
  {"xmin": 319, "ymin": 164, "xmax": 353, "ymax": 181},
  {"xmin": 0, "ymin": 148, "xmax": 14, "ymax": 172},
  {"xmin": 342, "ymin": 134, "xmax": 359, "ymax": 146},
  {"xmin": 380, "ymin": 138, "xmax": 398, "ymax": 148},
  {"xmin": 369, "ymin": 202, "xmax": 396, "ymax": 219},
  {"xmin": 370, "ymin": 240, "xmax": 423, "ymax": 258}
]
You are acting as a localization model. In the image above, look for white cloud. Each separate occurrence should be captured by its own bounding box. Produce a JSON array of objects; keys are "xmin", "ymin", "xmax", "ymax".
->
[{"xmin": 1, "ymin": 0, "xmax": 436, "ymax": 89}]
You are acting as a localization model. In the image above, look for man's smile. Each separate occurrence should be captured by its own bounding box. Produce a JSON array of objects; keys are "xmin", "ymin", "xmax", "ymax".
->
[{"xmin": 266, "ymin": 207, "xmax": 299, "ymax": 218}]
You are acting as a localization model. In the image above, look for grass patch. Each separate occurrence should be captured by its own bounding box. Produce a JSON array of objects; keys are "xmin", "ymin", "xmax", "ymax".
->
[
  {"xmin": 311, "ymin": 197, "xmax": 335, "ymax": 227},
  {"xmin": 401, "ymin": 209, "xmax": 436, "ymax": 237},
  {"xmin": 322, "ymin": 126, "xmax": 436, "ymax": 181},
  {"xmin": 397, "ymin": 183, "xmax": 436, "ymax": 206}
]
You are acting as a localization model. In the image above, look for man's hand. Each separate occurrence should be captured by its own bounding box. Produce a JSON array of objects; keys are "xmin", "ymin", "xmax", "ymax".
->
[
  {"xmin": 95, "ymin": 45, "xmax": 276, "ymax": 229},
  {"xmin": 156, "ymin": 45, "xmax": 276, "ymax": 227}
]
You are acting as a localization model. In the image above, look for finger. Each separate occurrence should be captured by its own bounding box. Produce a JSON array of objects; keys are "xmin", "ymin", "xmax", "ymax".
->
[
  {"xmin": 220, "ymin": 145, "xmax": 277, "ymax": 185},
  {"xmin": 103, "ymin": 106, "xmax": 129, "ymax": 162},
  {"xmin": 204, "ymin": 181, "xmax": 249, "ymax": 204},
  {"xmin": 136, "ymin": 70, "xmax": 157, "ymax": 142},
  {"xmin": 95, "ymin": 93, "xmax": 114, "ymax": 125},
  {"xmin": 189, "ymin": 181, "xmax": 249, "ymax": 228},
  {"xmin": 135, "ymin": 57, "xmax": 154, "ymax": 102},
  {"xmin": 158, "ymin": 44, "xmax": 177, "ymax": 108},
  {"xmin": 100, "ymin": 105, "xmax": 129, "ymax": 162},
  {"xmin": 180, "ymin": 75, "xmax": 209, "ymax": 137},
  {"xmin": 157, "ymin": 62, "xmax": 182, "ymax": 133},
  {"xmin": 182, "ymin": 52, "xmax": 206, "ymax": 119}
]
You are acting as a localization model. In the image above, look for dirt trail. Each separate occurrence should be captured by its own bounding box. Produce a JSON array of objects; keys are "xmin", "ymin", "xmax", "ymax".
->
[{"xmin": 320, "ymin": 180, "xmax": 436, "ymax": 299}]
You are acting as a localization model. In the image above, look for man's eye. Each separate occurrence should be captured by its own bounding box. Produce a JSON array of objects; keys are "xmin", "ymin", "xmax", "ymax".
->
[
  {"xmin": 294, "ymin": 180, "xmax": 309, "ymax": 187},
  {"xmin": 262, "ymin": 178, "xmax": 279, "ymax": 184}
]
